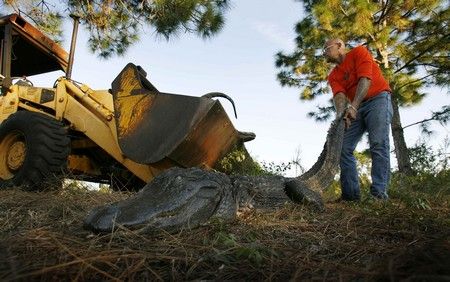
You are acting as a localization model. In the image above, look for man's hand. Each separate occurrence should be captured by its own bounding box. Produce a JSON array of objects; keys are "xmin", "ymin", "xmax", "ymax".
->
[{"xmin": 344, "ymin": 104, "xmax": 358, "ymax": 129}]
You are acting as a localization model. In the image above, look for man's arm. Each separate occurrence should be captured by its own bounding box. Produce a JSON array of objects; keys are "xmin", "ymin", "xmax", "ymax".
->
[
  {"xmin": 351, "ymin": 77, "xmax": 371, "ymax": 110},
  {"xmin": 345, "ymin": 77, "xmax": 371, "ymax": 123},
  {"xmin": 336, "ymin": 77, "xmax": 371, "ymax": 128},
  {"xmin": 333, "ymin": 92, "xmax": 348, "ymax": 117}
]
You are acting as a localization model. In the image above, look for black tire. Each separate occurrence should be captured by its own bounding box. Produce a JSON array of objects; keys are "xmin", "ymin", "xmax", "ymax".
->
[{"xmin": 0, "ymin": 111, "xmax": 70, "ymax": 190}]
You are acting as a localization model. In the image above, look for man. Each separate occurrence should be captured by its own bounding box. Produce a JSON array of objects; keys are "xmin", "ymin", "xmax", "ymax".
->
[{"xmin": 323, "ymin": 38, "xmax": 393, "ymax": 201}]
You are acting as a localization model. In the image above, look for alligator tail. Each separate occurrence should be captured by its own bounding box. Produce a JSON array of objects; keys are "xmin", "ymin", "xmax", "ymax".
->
[
  {"xmin": 297, "ymin": 117, "xmax": 345, "ymax": 191},
  {"xmin": 284, "ymin": 117, "xmax": 345, "ymax": 209}
]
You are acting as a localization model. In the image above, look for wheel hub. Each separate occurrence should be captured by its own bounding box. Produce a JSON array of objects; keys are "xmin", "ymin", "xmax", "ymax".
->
[{"xmin": 6, "ymin": 141, "xmax": 26, "ymax": 171}]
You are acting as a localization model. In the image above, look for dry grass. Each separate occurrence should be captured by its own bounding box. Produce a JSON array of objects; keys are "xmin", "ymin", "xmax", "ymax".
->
[{"xmin": 0, "ymin": 183, "xmax": 449, "ymax": 281}]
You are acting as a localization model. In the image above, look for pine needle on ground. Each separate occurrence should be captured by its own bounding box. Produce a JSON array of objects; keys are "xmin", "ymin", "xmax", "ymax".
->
[{"xmin": 0, "ymin": 183, "xmax": 449, "ymax": 281}]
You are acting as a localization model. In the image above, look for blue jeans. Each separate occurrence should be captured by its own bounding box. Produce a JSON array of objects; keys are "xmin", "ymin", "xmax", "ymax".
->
[{"xmin": 340, "ymin": 92, "xmax": 393, "ymax": 200}]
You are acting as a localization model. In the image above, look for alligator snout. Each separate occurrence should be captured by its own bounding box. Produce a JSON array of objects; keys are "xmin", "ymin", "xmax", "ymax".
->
[{"xmin": 84, "ymin": 168, "xmax": 237, "ymax": 233}]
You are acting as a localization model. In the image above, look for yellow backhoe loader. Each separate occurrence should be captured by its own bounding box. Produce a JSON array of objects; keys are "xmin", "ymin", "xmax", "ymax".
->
[{"xmin": 0, "ymin": 14, "xmax": 253, "ymax": 190}]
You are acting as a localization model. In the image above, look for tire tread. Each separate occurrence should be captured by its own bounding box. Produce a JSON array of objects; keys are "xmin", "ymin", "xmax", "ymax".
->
[{"xmin": 0, "ymin": 111, "xmax": 70, "ymax": 190}]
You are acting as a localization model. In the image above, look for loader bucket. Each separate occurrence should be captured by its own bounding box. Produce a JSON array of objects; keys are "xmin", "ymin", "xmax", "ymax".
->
[{"xmin": 111, "ymin": 63, "xmax": 240, "ymax": 169}]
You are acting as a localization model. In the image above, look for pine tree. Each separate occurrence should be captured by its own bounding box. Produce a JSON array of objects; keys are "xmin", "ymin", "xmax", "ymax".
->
[
  {"xmin": 275, "ymin": 0, "xmax": 449, "ymax": 175},
  {"xmin": 1, "ymin": 0, "xmax": 230, "ymax": 58}
]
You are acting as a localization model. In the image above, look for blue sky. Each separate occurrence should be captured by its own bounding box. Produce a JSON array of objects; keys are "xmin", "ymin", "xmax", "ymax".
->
[{"xmin": 31, "ymin": 0, "xmax": 448, "ymax": 176}]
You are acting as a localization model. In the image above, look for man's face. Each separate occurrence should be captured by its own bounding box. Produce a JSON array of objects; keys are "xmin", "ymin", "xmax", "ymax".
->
[{"xmin": 323, "ymin": 41, "xmax": 341, "ymax": 63}]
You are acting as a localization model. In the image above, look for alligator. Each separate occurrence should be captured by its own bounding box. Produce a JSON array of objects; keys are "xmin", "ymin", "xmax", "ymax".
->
[{"xmin": 84, "ymin": 117, "xmax": 345, "ymax": 233}]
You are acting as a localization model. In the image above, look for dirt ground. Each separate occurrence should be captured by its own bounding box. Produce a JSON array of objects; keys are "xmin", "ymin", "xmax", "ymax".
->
[{"xmin": 0, "ymin": 185, "xmax": 449, "ymax": 281}]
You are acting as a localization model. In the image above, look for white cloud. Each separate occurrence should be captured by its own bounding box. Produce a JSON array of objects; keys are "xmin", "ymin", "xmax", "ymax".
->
[{"xmin": 250, "ymin": 20, "xmax": 296, "ymax": 51}]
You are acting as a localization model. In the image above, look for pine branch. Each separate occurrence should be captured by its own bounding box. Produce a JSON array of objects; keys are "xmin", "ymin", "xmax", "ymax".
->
[
  {"xmin": 339, "ymin": 5, "xmax": 349, "ymax": 17},
  {"xmin": 374, "ymin": 0, "xmax": 392, "ymax": 25},
  {"xmin": 403, "ymin": 106, "xmax": 450, "ymax": 130},
  {"xmin": 395, "ymin": 74, "xmax": 434, "ymax": 90},
  {"xmin": 409, "ymin": 63, "xmax": 450, "ymax": 69},
  {"xmin": 395, "ymin": 33, "xmax": 450, "ymax": 73},
  {"xmin": 401, "ymin": 7, "xmax": 417, "ymax": 20}
]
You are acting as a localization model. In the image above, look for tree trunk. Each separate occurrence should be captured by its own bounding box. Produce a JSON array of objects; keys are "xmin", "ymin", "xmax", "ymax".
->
[{"xmin": 390, "ymin": 96, "xmax": 415, "ymax": 175}]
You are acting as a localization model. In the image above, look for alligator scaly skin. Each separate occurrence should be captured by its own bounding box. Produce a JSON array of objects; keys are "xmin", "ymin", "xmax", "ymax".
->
[{"xmin": 84, "ymin": 118, "xmax": 345, "ymax": 233}]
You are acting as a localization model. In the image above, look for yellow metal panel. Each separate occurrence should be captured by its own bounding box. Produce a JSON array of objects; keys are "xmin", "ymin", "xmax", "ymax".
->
[
  {"xmin": 64, "ymin": 81, "xmax": 113, "ymax": 122},
  {"xmin": 87, "ymin": 89, "xmax": 114, "ymax": 112},
  {"xmin": 20, "ymin": 86, "xmax": 40, "ymax": 103},
  {"xmin": 55, "ymin": 78, "xmax": 68, "ymax": 120},
  {"xmin": 113, "ymin": 66, "xmax": 156, "ymax": 140},
  {"xmin": 0, "ymin": 86, "xmax": 19, "ymax": 122},
  {"xmin": 62, "ymin": 94, "xmax": 156, "ymax": 182}
]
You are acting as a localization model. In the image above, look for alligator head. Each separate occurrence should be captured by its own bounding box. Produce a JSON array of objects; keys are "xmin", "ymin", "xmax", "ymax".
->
[{"xmin": 84, "ymin": 168, "xmax": 238, "ymax": 233}]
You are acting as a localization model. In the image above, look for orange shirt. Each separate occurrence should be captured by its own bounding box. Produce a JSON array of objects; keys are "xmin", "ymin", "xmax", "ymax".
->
[{"xmin": 328, "ymin": 45, "xmax": 391, "ymax": 102}]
